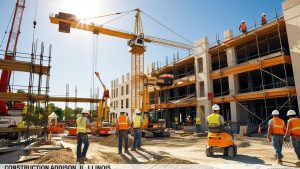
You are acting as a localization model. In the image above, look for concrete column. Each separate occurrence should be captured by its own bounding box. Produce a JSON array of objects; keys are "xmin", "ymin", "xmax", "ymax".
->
[
  {"xmin": 283, "ymin": 0, "xmax": 300, "ymax": 113},
  {"xmin": 224, "ymin": 29, "xmax": 245, "ymax": 132},
  {"xmin": 194, "ymin": 37, "xmax": 212, "ymax": 124}
]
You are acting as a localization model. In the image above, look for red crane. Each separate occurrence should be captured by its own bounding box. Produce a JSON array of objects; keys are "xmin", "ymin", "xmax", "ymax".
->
[{"xmin": 0, "ymin": 0, "xmax": 26, "ymax": 115}]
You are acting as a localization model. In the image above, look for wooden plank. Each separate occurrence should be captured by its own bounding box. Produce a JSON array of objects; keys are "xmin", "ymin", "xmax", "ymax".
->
[
  {"xmin": 210, "ymin": 55, "xmax": 291, "ymax": 79},
  {"xmin": 16, "ymin": 156, "xmax": 41, "ymax": 163},
  {"xmin": 212, "ymin": 87, "xmax": 296, "ymax": 103},
  {"xmin": 0, "ymin": 60, "xmax": 50, "ymax": 75}
]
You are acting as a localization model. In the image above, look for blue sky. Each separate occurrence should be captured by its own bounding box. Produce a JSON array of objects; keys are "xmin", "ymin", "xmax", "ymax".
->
[{"xmin": 0, "ymin": 0, "xmax": 283, "ymax": 108}]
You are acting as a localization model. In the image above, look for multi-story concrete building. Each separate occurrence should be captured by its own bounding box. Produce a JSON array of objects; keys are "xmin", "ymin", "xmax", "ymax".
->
[
  {"xmin": 110, "ymin": 73, "xmax": 131, "ymax": 120},
  {"xmin": 110, "ymin": 0, "xmax": 300, "ymax": 132}
]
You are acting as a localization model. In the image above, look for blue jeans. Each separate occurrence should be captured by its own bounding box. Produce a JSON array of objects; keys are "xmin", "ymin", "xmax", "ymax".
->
[
  {"xmin": 291, "ymin": 136, "xmax": 300, "ymax": 160},
  {"xmin": 77, "ymin": 133, "xmax": 89, "ymax": 159},
  {"xmin": 195, "ymin": 124, "xmax": 201, "ymax": 133},
  {"xmin": 132, "ymin": 128, "xmax": 142, "ymax": 149},
  {"xmin": 272, "ymin": 135, "xmax": 284, "ymax": 160},
  {"xmin": 118, "ymin": 130, "xmax": 128, "ymax": 153}
]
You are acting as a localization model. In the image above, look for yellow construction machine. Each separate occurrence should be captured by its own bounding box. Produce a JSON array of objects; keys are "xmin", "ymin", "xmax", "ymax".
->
[{"xmin": 139, "ymin": 74, "xmax": 174, "ymax": 138}]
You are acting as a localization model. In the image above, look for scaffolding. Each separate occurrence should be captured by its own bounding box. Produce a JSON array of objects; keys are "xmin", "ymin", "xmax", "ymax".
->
[{"xmin": 210, "ymin": 15, "xmax": 297, "ymax": 128}]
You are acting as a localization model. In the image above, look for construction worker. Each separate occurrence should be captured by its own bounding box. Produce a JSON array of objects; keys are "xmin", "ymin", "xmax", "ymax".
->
[
  {"xmin": 174, "ymin": 116, "xmax": 178, "ymax": 130},
  {"xmin": 261, "ymin": 13, "xmax": 267, "ymax": 25},
  {"xmin": 195, "ymin": 116, "xmax": 201, "ymax": 133},
  {"xmin": 131, "ymin": 109, "xmax": 144, "ymax": 151},
  {"xmin": 76, "ymin": 109, "xmax": 92, "ymax": 164},
  {"xmin": 284, "ymin": 110, "xmax": 300, "ymax": 167},
  {"xmin": 239, "ymin": 20, "xmax": 247, "ymax": 34},
  {"xmin": 206, "ymin": 104, "xmax": 225, "ymax": 132},
  {"xmin": 116, "ymin": 111, "xmax": 130, "ymax": 155},
  {"xmin": 267, "ymin": 110, "xmax": 286, "ymax": 164}
]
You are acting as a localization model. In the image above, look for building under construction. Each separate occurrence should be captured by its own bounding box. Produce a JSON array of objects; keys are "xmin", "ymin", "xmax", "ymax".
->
[{"xmin": 142, "ymin": 2, "xmax": 300, "ymax": 132}]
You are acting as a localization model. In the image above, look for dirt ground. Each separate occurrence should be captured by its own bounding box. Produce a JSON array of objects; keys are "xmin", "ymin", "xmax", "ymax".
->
[{"xmin": 38, "ymin": 133, "xmax": 299, "ymax": 167}]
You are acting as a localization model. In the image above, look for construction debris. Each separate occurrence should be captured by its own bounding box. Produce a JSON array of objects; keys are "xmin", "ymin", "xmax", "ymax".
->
[{"xmin": 31, "ymin": 149, "xmax": 74, "ymax": 164}]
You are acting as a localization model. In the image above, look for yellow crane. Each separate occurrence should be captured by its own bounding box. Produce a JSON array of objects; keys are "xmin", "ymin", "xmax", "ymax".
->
[{"xmin": 49, "ymin": 9, "xmax": 193, "ymax": 118}]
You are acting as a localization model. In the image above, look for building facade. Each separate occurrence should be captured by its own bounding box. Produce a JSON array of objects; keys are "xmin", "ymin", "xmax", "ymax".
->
[{"xmin": 110, "ymin": 73, "xmax": 131, "ymax": 121}]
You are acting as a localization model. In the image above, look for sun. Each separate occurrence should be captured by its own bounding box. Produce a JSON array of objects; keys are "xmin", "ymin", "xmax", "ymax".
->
[{"xmin": 63, "ymin": 0, "xmax": 103, "ymax": 20}]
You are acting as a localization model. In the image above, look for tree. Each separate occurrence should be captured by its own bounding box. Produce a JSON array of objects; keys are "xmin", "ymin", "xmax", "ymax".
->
[
  {"xmin": 55, "ymin": 107, "xmax": 64, "ymax": 121},
  {"xmin": 64, "ymin": 107, "xmax": 74, "ymax": 120}
]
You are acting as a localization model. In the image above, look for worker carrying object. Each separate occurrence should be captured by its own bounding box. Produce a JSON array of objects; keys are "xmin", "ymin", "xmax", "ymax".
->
[
  {"xmin": 284, "ymin": 110, "xmax": 300, "ymax": 167},
  {"xmin": 261, "ymin": 13, "xmax": 267, "ymax": 25},
  {"xmin": 206, "ymin": 104, "xmax": 225, "ymax": 132},
  {"xmin": 131, "ymin": 109, "xmax": 144, "ymax": 151},
  {"xmin": 239, "ymin": 20, "xmax": 247, "ymax": 34},
  {"xmin": 195, "ymin": 116, "xmax": 201, "ymax": 133},
  {"xmin": 267, "ymin": 110, "xmax": 286, "ymax": 164},
  {"xmin": 76, "ymin": 109, "xmax": 92, "ymax": 164},
  {"xmin": 116, "ymin": 111, "xmax": 130, "ymax": 155}
]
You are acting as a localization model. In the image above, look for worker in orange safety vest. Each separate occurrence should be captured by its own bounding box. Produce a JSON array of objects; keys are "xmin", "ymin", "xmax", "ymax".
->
[
  {"xmin": 261, "ymin": 13, "xmax": 267, "ymax": 25},
  {"xmin": 267, "ymin": 110, "xmax": 286, "ymax": 164},
  {"xmin": 116, "ymin": 111, "xmax": 130, "ymax": 155},
  {"xmin": 239, "ymin": 20, "xmax": 247, "ymax": 34},
  {"xmin": 284, "ymin": 110, "xmax": 300, "ymax": 167}
]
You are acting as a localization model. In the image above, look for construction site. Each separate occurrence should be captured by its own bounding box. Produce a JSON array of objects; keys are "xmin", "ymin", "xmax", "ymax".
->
[{"xmin": 1, "ymin": 0, "xmax": 300, "ymax": 168}]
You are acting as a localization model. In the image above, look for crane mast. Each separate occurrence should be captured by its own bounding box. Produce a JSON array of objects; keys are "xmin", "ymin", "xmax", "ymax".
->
[
  {"xmin": 0, "ymin": 0, "xmax": 26, "ymax": 114},
  {"xmin": 49, "ymin": 9, "xmax": 193, "ymax": 118}
]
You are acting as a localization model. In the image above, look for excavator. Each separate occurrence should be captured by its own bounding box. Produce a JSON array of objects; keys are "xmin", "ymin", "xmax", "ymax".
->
[
  {"xmin": 140, "ymin": 73, "xmax": 174, "ymax": 138},
  {"xmin": 68, "ymin": 72, "xmax": 115, "ymax": 136}
]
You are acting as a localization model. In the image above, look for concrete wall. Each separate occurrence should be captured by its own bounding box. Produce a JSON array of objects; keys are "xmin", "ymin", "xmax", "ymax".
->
[
  {"xmin": 194, "ymin": 37, "xmax": 212, "ymax": 124},
  {"xmin": 283, "ymin": 0, "xmax": 300, "ymax": 112}
]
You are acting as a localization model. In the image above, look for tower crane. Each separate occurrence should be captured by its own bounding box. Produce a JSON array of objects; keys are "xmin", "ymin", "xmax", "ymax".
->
[{"xmin": 49, "ymin": 9, "xmax": 194, "ymax": 118}]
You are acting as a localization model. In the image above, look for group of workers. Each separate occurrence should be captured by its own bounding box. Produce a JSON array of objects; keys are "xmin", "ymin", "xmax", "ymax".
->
[
  {"xmin": 239, "ymin": 13, "xmax": 267, "ymax": 34},
  {"xmin": 267, "ymin": 109, "xmax": 300, "ymax": 166},
  {"xmin": 75, "ymin": 103, "xmax": 300, "ymax": 167},
  {"xmin": 207, "ymin": 103, "xmax": 300, "ymax": 167}
]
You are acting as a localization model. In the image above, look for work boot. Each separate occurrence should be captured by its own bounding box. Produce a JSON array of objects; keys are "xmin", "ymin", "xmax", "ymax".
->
[
  {"xmin": 118, "ymin": 152, "xmax": 122, "ymax": 155},
  {"xmin": 125, "ymin": 150, "xmax": 129, "ymax": 154},
  {"xmin": 137, "ymin": 147, "xmax": 143, "ymax": 150},
  {"xmin": 296, "ymin": 161, "xmax": 300, "ymax": 167},
  {"xmin": 76, "ymin": 158, "xmax": 79, "ymax": 162},
  {"xmin": 276, "ymin": 159, "xmax": 282, "ymax": 164},
  {"xmin": 131, "ymin": 148, "xmax": 136, "ymax": 151},
  {"xmin": 79, "ymin": 158, "xmax": 84, "ymax": 164}
]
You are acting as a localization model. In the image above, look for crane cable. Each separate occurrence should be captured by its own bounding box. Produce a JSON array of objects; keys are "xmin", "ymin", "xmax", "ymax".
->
[
  {"xmin": 80, "ymin": 9, "xmax": 135, "ymax": 21},
  {"xmin": 0, "ymin": 5, "xmax": 15, "ymax": 49},
  {"xmin": 140, "ymin": 10, "xmax": 193, "ymax": 45}
]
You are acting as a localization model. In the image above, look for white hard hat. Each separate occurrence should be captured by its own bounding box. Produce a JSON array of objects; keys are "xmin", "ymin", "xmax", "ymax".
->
[
  {"xmin": 212, "ymin": 104, "xmax": 220, "ymax": 111},
  {"xmin": 262, "ymin": 13, "xmax": 266, "ymax": 16},
  {"xmin": 81, "ymin": 109, "xmax": 90, "ymax": 115},
  {"xmin": 271, "ymin": 110, "xmax": 279, "ymax": 115},
  {"xmin": 287, "ymin": 110, "xmax": 296, "ymax": 116},
  {"xmin": 134, "ymin": 108, "xmax": 140, "ymax": 114},
  {"xmin": 241, "ymin": 20, "xmax": 245, "ymax": 23}
]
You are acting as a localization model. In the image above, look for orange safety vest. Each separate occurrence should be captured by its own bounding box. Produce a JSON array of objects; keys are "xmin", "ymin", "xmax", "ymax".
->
[
  {"xmin": 272, "ymin": 117, "xmax": 285, "ymax": 135},
  {"xmin": 240, "ymin": 23, "xmax": 247, "ymax": 31},
  {"xmin": 118, "ymin": 115, "xmax": 128, "ymax": 130},
  {"xmin": 289, "ymin": 118, "xmax": 300, "ymax": 136}
]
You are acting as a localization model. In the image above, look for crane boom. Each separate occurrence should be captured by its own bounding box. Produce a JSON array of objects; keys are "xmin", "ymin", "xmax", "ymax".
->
[
  {"xmin": 49, "ymin": 13, "xmax": 193, "ymax": 50},
  {"xmin": 0, "ymin": 0, "xmax": 26, "ymax": 115}
]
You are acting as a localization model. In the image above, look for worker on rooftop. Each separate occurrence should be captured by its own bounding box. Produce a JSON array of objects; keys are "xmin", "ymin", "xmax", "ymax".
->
[
  {"xmin": 116, "ymin": 111, "xmax": 130, "ymax": 155},
  {"xmin": 76, "ymin": 109, "xmax": 92, "ymax": 164},
  {"xmin": 207, "ymin": 104, "xmax": 225, "ymax": 132},
  {"xmin": 239, "ymin": 20, "xmax": 247, "ymax": 34},
  {"xmin": 261, "ymin": 13, "xmax": 267, "ymax": 25},
  {"xmin": 267, "ymin": 110, "xmax": 286, "ymax": 164},
  {"xmin": 284, "ymin": 110, "xmax": 300, "ymax": 167},
  {"xmin": 131, "ymin": 109, "xmax": 144, "ymax": 151}
]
